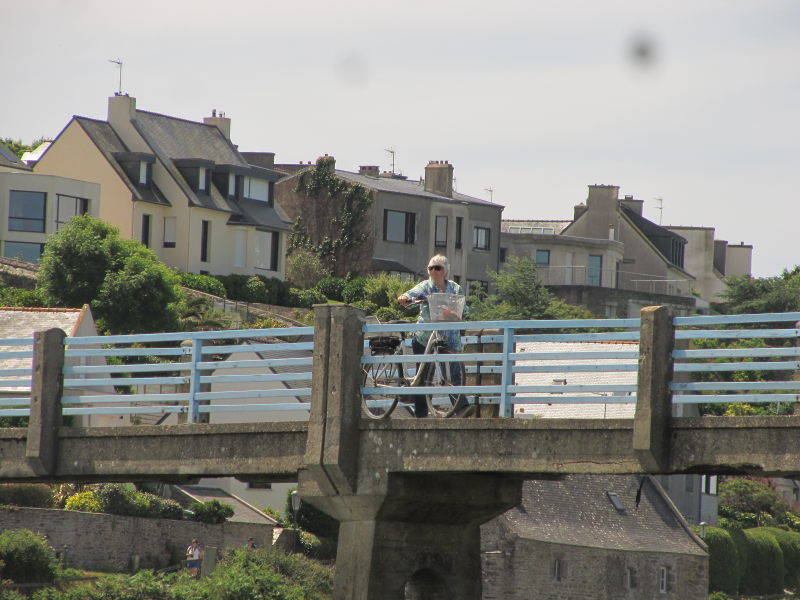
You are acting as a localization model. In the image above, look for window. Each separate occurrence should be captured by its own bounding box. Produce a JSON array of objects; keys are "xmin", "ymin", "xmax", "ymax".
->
[
  {"xmin": 499, "ymin": 247, "xmax": 507, "ymax": 262},
  {"xmin": 626, "ymin": 567, "xmax": 638, "ymax": 589},
  {"xmin": 9, "ymin": 190, "xmax": 46, "ymax": 232},
  {"xmin": 384, "ymin": 209, "xmax": 415, "ymax": 244},
  {"xmin": 138, "ymin": 161, "xmax": 148, "ymax": 185},
  {"xmin": 141, "ymin": 214, "xmax": 151, "ymax": 247},
  {"xmin": 247, "ymin": 482, "xmax": 272, "ymax": 490},
  {"xmin": 455, "ymin": 217, "xmax": 463, "ymax": 249},
  {"xmin": 552, "ymin": 558, "xmax": 564, "ymax": 582},
  {"xmin": 200, "ymin": 220, "xmax": 210, "ymax": 263},
  {"xmin": 467, "ymin": 279, "xmax": 488, "ymax": 296},
  {"xmin": 473, "ymin": 226, "xmax": 490, "ymax": 250},
  {"xmin": 244, "ymin": 177, "xmax": 269, "ymax": 202},
  {"xmin": 228, "ymin": 174, "xmax": 236, "ymax": 197},
  {"xmin": 163, "ymin": 217, "xmax": 176, "ymax": 248},
  {"xmin": 535, "ymin": 249, "xmax": 550, "ymax": 265},
  {"xmin": 607, "ymin": 491, "xmax": 624, "ymax": 511},
  {"xmin": 588, "ymin": 254, "xmax": 602, "ymax": 286},
  {"xmin": 234, "ymin": 229, "xmax": 246, "ymax": 268},
  {"xmin": 702, "ymin": 475, "xmax": 718, "ymax": 495},
  {"xmin": 198, "ymin": 168, "xmax": 207, "ymax": 192},
  {"xmin": 3, "ymin": 240, "xmax": 44, "ymax": 263},
  {"xmin": 255, "ymin": 230, "xmax": 279, "ymax": 271},
  {"xmin": 659, "ymin": 566, "xmax": 669, "ymax": 593},
  {"xmin": 55, "ymin": 194, "xmax": 88, "ymax": 230},
  {"xmin": 434, "ymin": 215, "xmax": 448, "ymax": 247},
  {"xmin": 452, "ymin": 275, "xmax": 461, "ymax": 284}
]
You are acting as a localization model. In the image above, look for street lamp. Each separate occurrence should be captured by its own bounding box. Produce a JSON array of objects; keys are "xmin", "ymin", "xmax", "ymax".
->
[
  {"xmin": 290, "ymin": 489, "xmax": 301, "ymax": 513},
  {"xmin": 699, "ymin": 522, "xmax": 707, "ymax": 539}
]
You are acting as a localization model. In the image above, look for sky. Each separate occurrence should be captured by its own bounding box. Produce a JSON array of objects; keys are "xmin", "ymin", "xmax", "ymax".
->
[{"xmin": 2, "ymin": 0, "xmax": 798, "ymax": 277}]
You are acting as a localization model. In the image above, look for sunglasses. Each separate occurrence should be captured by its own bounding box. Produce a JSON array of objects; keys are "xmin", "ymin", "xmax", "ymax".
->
[{"xmin": 427, "ymin": 265, "xmax": 443, "ymax": 271}]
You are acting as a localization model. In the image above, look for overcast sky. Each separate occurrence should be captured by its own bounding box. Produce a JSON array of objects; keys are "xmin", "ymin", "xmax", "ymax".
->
[{"xmin": 2, "ymin": 0, "xmax": 798, "ymax": 277}]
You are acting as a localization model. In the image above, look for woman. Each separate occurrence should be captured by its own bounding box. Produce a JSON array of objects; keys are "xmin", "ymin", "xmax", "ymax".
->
[
  {"xmin": 397, "ymin": 254, "xmax": 471, "ymax": 417},
  {"xmin": 186, "ymin": 538, "xmax": 203, "ymax": 577}
]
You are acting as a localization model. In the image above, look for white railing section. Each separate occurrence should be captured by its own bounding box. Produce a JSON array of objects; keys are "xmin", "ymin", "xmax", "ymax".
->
[{"xmin": 0, "ymin": 311, "xmax": 798, "ymax": 423}]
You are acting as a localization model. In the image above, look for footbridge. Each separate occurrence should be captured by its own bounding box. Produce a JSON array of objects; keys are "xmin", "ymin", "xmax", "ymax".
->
[{"xmin": 2, "ymin": 305, "xmax": 799, "ymax": 598}]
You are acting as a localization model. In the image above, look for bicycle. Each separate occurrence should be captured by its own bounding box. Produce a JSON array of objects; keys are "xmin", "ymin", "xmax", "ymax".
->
[{"xmin": 361, "ymin": 293, "xmax": 471, "ymax": 419}]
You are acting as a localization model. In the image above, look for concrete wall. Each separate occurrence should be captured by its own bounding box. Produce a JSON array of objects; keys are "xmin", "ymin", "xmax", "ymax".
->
[
  {"xmin": 0, "ymin": 170, "xmax": 100, "ymax": 262},
  {"xmin": 549, "ymin": 285, "xmax": 696, "ymax": 318},
  {"xmin": 0, "ymin": 506, "xmax": 273, "ymax": 573}
]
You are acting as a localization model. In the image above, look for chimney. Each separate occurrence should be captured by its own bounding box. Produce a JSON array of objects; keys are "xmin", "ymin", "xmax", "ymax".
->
[
  {"xmin": 619, "ymin": 194, "xmax": 644, "ymax": 216},
  {"xmin": 423, "ymin": 160, "xmax": 454, "ymax": 197},
  {"xmin": 573, "ymin": 203, "xmax": 588, "ymax": 220},
  {"xmin": 204, "ymin": 110, "xmax": 232, "ymax": 140},
  {"xmin": 316, "ymin": 154, "xmax": 335, "ymax": 172},
  {"xmin": 359, "ymin": 165, "xmax": 380, "ymax": 177},
  {"xmin": 107, "ymin": 93, "xmax": 136, "ymax": 127},
  {"xmin": 240, "ymin": 152, "xmax": 275, "ymax": 168},
  {"xmin": 586, "ymin": 184, "xmax": 620, "ymax": 212}
]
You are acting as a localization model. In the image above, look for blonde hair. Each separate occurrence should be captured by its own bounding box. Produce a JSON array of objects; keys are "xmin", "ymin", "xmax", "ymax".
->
[{"xmin": 427, "ymin": 254, "xmax": 450, "ymax": 277}]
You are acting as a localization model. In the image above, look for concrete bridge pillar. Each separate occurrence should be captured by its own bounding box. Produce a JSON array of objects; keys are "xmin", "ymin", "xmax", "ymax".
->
[{"xmin": 301, "ymin": 304, "xmax": 523, "ymax": 599}]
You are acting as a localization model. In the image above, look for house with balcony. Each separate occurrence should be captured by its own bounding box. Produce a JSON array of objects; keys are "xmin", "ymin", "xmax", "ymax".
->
[
  {"xmin": 1, "ymin": 141, "xmax": 100, "ymax": 263},
  {"xmin": 275, "ymin": 158, "xmax": 503, "ymax": 289},
  {"xmin": 33, "ymin": 95, "xmax": 290, "ymax": 278},
  {"xmin": 501, "ymin": 184, "xmax": 752, "ymax": 317}
]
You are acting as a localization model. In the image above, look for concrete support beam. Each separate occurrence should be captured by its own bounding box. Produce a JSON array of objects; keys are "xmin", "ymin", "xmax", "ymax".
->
[
  {"xmin": 634, "ymin": 306, "xmax": 675, "ymax": 471},
  {"xmin": 26, "ymin": 328, "xmax": 65, "ymax": 476},
  {"xmin": 305, "ymin": 304, "xmax": 365, "ymax": 496}
]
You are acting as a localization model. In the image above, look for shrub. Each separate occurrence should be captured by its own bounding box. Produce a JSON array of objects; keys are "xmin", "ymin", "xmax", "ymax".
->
[
  {"xmin": 264, "ymin": 277, "xmax": 290, "ymax": 306},
  {"xmin": 350, "ymin": 299, "xmax": 378, "ymax": 315},
  {"xmin": 0, "ymin": 529, "xmax": 55, "ymax": 583},
  {"xmin": 341, "ymin": 277, "xmax": 368, "ymax": 304},
  {"xmin": 315, "ymin": 276, "xmax": 346, "ymax": 302},
  {"xmin": 179, "ymin": 273, "xmax": 227, "ymax": 297},
  {"xmin": 708, "ymin": 593, "xmax": 732, "ymax": 600},
  {"xmin": 287, "ymin": 288, "xmax": 327, "ymax": 309},
  {"xmin": 375, "ymin": 306, "xmax": 404, "ymax": 323},
  {"xmin": 64, "ymin": 490, "xmax": 102, "ymax": 513},
  {"xmin": 740, "ymin": 527, "xmax": 784, "ymax": 595},
  {"xmin": 189, "ymin": 499, "xmax": 234, "ymax": 524},
  {"xmin": 0, "ymin": 484, "xmax": 53, "ymax": 508},
  {"xmin": 245, "ymin": 276, "xmax": 268, "ymax": 304},
  {"xmin": 763, "ymin": 526, "xmax": 800, "ymax": 590},
  {"xmin": 363, "ymin": 273, "xmax": 408, "ymax": 309},
  {"xmin": 704, "ymin": 526, "xmax": 741, "ymax": 595},
  {"xmin": 287, "ymin": 249, "xmax": 330, "ymax": 289},
  {"xmin": 214, "ymin": 273, "xmax": 251, "ymax": 300}
]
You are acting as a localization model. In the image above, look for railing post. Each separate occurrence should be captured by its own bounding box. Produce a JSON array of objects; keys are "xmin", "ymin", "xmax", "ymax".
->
[
  {"xmin": 465, "ymin": 329, "xmax": 501, "ymax": 418},
  {"xmin": 26, "ymin": 328, "xmax": 65, "ymax": 476},
  {"xmin": 499, "ymin": 327, "xmax": 515, "ymax": 418},
  {"xmin": 634, "ymin": 305, "xmax": 675, "ymax": 472},
  {"xmin": 188, "ymin": 338, "xmax": 203, "ymax": 424}
]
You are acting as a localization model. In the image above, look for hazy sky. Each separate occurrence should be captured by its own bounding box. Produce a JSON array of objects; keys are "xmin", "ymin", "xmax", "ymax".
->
[{"xmin": 2, "ymin": 0, "xmax": 798, "ymax": 276}]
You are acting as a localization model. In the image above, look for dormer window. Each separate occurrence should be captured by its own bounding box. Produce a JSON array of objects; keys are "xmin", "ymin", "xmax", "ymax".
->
[
  {"xmin": 139, "ymin": 161, "xmax": 148, "ymax": 185},
  {"xmin": 228, "ymin": 173, "xmax": 236, "ymax": 197},
  {"xmin": 198, "ymin": 167, "xmax": 207, "ymax": 192}
]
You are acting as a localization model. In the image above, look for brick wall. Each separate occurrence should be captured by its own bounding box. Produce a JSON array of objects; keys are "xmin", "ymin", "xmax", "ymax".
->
[{"xmin": 0, "ymin": 507, "xmax": 273, "ymax": 573}]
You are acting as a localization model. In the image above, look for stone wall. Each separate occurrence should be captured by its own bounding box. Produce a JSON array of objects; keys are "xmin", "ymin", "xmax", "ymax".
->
[
  {"xmin": 0, "ymin": 507, "xmax": 273, "ymax": 573},
  {"xmin": 0, "ymin": 257, "xmax": 38, "ymax": 289},
  {"xmin": 481, "ymin": 521, "xmax": 708, "ymax": 600}
]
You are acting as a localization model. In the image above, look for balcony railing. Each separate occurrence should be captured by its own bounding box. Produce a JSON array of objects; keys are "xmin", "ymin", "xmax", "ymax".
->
[{"xmin": 535, "ymin": 265, "xmax": 693, "ymax": 297}]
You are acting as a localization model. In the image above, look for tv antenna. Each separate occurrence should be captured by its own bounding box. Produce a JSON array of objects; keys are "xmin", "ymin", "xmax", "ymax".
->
[
  {"xmin": 485, "ymin": 187, "xmax": 494, "ymax": 203},
  {"xmin": 384, "ymin": 147, "xmax": 396, "ymax": 174},
  {"xmin": 108, "ymin": 58, "xmax": 124, "ymax": 95},
  {"xmin": 654, "ymin": 197, "xmax": 663, "ymax": 224}
]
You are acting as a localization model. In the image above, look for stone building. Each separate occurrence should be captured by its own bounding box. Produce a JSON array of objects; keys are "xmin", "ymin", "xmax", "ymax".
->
[{"xmin": 481, "ymin": 475, "xmax": 708, "ymax": 600}]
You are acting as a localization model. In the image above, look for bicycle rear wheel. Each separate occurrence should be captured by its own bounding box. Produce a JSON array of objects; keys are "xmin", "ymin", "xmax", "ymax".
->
[
  {"xmin": 424, "ymin": 348, "xmax": 466, "ymax": 418},
  {"xmin": 361, "ymin": 358, "xmax": 403, "ymax": 419}
]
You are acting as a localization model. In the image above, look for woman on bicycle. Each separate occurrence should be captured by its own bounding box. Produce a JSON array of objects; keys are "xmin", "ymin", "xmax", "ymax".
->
[{"xmin": 397, "ymin": 254, "xmax": 471, "ymax": 417}]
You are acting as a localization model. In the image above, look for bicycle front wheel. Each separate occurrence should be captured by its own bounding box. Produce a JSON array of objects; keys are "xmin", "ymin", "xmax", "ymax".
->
[
  {"xmin": 424, "ymin": 348, "xmax": 465, "ymax": 418},
  {"xmin": 362, "ymin": 358, "xmax": 403, "ymax": 419}
]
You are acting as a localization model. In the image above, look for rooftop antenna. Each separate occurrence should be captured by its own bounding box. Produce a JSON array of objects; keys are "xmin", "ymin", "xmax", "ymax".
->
[
  {"xmin": 654, "ymin": 197, "xmax": 663, "ymax": 224},
  {"xmin": 485, "ymin": 187, "xmax": 494, "ymax": 203},
  {"xmin": 108, "ymin": 58, "xmax": 123, "ymax": 95},
  {"xmin": 384, "ymin": 147, "xmax": 396, "ymax": 174}
]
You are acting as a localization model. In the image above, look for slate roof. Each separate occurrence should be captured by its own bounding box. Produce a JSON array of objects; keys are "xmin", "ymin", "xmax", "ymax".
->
[
  {"xmin": 0, "ymin": 141, "xmax": 31, "ymax": 171},
  {"xmin": 75, "ymin": 117, "xmax": 170, "ymax": 206},
  {"xmin": 514, "ymin": 341, "xmax": 638, "ymax": 419},
  {"xmin": 504, "ymin": 474, "xmax": 706, "ymax": 555},
  {"xmin": 335, "ymin": 170, "xmax": 503, "ymax": 209},
  {"xmin": 621, "ymin": 206, "xmax": 691, "ymax": 274},
  {"xmin": 0, "ymin": 306, "xmax": 88, "ymax": 393}
]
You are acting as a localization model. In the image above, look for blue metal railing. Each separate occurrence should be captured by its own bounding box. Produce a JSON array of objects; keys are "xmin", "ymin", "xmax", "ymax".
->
[{"xmin": 0, "ymin": 311, "xmax": 798, "ymax": 422}]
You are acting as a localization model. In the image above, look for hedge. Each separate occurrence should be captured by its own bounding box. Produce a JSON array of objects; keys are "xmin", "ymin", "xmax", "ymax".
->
[
  {"xmin": 762, "ymin": 526, "xmax": 800, "ymax": 591},
  {"xmin": 0, "ymin": 484, "xmax": 53, "ymax": 508},
  {"xmin": 704, "ymin": 526, "xmax": 741, "ymax": 595},
  {"xmin": 178, "ymin": 273, "xmax": 227, "ymax": 297},
  {"xmin": 740, "ymin": 527, "xmax": 784, "ymax": 595}
]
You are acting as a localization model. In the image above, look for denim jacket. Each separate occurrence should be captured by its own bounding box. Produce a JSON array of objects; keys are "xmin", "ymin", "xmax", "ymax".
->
[{"xmin": 402, "ymin": 279, "xmax": 467, "ymax": 350}]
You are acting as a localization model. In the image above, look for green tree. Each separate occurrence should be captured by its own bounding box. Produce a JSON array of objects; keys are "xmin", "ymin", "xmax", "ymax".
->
[
  {"xmin": 719, "ymin": 478, "xmax": 789, "ymax": 527},
  {"xmin": 1, "ymin": 138, "xmax": 47, "ymax": 159},
  {"xmin": 722, "ymin": 266, "xmax": 800, "ymax": 314},
  {"xmin": 37, "ymin": 216, "xmax": 182, "ymax": 334}
]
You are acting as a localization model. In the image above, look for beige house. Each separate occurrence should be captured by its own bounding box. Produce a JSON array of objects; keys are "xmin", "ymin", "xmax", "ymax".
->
[{"xmin": 33, "ymin": 95, "xmax": 290, "ymax": 278}]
